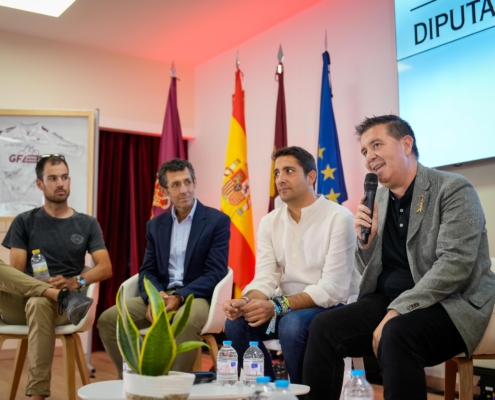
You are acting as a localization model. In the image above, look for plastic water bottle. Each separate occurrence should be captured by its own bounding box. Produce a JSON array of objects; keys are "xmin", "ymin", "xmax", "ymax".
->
[
  {"xmin": 243, "ymin": 341, "xmax": 264, "ymax": 387},
  {"xmin": 248, "ymin": 376, "xmax": 273, "ymax": 400},
  {"xmin": 31, "ymin": 249, "xmax": 50, "ymax": 282},
  {"xmin": 268, "ymin": 380, "xmax": 297, "ymax": 399},
  {"xmin": 217, "ymin": 340, "xmax": 238, "ymax": 386},
  {"xmin": 343, "ymin": 370, "xmax": 374, "ymax": 400}
]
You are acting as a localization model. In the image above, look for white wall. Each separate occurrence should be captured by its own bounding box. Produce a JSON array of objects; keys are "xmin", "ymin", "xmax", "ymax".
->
[
  {"xmin": 0, "ymin": 30, "xmax": 195, "ymax": 138},
  {"xmin": 191, "ymin": 0, "xmax": 398, "ymax": 232}
]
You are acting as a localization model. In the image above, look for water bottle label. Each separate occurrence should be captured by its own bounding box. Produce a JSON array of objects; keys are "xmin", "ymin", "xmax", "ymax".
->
[
  {"xmin": 33, "ymin": 262, "xmax": 48, "ymax": 274},
  {"xmin": 217, "ymin": 360, "xmax": 237, "ymax": 374},
  {"xmin": 243, "ymin": 360, "xmax": 264, "ymax": 375}
]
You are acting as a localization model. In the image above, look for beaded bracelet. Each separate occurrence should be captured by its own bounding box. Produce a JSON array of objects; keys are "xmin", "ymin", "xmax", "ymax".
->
[{"xmin": 265, "ymin": 300, "xmax": 280, "ymax": 335}]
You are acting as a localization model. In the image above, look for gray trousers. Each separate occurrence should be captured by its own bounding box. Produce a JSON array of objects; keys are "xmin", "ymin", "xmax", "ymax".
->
[{"xmin": 97, "ymin": 295, "xmax": 209, "ymax": 378}]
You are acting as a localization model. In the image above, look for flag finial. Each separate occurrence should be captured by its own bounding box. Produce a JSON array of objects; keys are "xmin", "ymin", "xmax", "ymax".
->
[
  {"xmin": 170, "ymin": 61, "xmax": 176, "ymax": 78},
  {"xmin": 325, "ymin": 30, "xmax": 328, "ymax": 51},
  {"xmin": 236, "ymin": 51, "xmax": 240, "ymax": 68},
  {"xmin": 277, "ymin": 44, "xmax": 284, "ymax": 74},
  {"xmin": 277, "ymin": 44, "xmax": 284, "ymax": 63}
]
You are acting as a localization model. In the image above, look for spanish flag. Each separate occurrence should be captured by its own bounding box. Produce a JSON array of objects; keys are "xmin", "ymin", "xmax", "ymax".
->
[{"xmin": 221, "ymin": 68, "xmax": 256, "ymax": 297}]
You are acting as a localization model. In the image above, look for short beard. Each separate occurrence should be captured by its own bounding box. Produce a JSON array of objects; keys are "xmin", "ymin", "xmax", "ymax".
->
[{"xmin": 45, "ymin": 193, "xmax": 69, "ymax": 204}]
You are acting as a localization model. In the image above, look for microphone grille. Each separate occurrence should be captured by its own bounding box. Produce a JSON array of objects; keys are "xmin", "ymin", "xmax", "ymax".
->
[{"xmin": 364, "ymin": 173, "xmax": 378, "ymax": 191}]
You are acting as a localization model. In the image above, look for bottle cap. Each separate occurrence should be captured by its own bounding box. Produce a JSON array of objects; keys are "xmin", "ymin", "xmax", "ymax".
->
[
  {"xmin": 256, "ymin": 376, "xmax": 271, "ymax": 383},
  {"xmin": 249, "ymin": 341, "xmax": 259, "ymax": 346},
  {"xmin": 223, "ymin": 340, "xmax": 232, "ymax": 345},
  {"xmin": 32, "ymin": 249, "xmax": 40, "ymax": 254},
  {"xmin": 350, "ymin": 369, "xmax": 365, "ymax": 377},
  {"xmin": 275, "ymin": 379, "xmax": 289, "ymax": 388}
]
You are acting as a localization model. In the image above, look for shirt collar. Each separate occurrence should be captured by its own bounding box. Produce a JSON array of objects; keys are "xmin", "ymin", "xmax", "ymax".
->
[
  {"xmin": 390, "ymin": 178, "xmax": 416, "ymax": 204},
  {"xmin": 285, "ymin": 194, "xmax": 324, "ymax": 220},
  {"xmin": 171, "ymin": 198, "xmax": 197, "ymax": 223}
]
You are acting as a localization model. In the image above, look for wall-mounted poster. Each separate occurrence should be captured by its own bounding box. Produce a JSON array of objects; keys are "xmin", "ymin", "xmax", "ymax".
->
[{"xmin": 0, "ymin": 109, "xmax": 98, "ymax": 221}]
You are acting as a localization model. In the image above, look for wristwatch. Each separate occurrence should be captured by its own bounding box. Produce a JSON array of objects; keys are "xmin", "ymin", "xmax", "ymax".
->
[{"xmin": 76, "ymin": 275, "xmax": 87, "ymax": 288}]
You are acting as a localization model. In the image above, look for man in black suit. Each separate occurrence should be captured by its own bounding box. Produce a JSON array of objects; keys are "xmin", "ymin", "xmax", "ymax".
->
[{"xmin": 98, "ymin": 158, "xmax": 230, "ymax": 376}]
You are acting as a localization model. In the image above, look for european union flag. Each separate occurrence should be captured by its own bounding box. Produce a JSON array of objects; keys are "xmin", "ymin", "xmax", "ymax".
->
[{"xmin": 317, "ymin": 51, "xmax": 348, "ymax": 204}]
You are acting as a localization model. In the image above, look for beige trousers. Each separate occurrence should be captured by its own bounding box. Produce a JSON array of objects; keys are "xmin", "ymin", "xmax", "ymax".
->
[
  {"xmin": 98, "ymin": 294, "xmax": 209, "ymax": 378},
  {"xmin": 0, "ymin": 259, "xmax": 71, "ymax": 397}
]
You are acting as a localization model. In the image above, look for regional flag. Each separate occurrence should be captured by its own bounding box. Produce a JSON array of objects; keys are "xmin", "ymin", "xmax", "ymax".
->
[
  {"xmin": 151, "ymin": 73, "xmax": 186, "ymax": 218},
  {"xmin": 317, "ymin": 51, "xmax": 348, "ymax": 204},
  {"xmin": 221, "ymin": 68, "xmax": 256, "ymax": 297},
  {"xmin": 268, "ymin": 59, "xmax": 288, "ymax": 212}
]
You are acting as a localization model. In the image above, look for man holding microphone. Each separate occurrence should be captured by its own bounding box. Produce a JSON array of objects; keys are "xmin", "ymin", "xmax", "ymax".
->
[{"xmin": 303, "ymin": 115, "xmax": 495, "ymax": 400}]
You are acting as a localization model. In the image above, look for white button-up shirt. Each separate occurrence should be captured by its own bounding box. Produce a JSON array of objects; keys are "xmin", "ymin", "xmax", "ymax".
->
[
  {"xmin": 168, "ymin": 199, "xmax": 197, "ymax": 288},
  {"xmin": 243, "ymin": 195, "xmax": 360, "ymax": 307}
]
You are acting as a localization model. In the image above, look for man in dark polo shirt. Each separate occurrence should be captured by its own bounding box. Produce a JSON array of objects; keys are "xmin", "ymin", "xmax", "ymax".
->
[{"xmin": 302, "ymin": 115, "xmax": 495, "ymax": 400}]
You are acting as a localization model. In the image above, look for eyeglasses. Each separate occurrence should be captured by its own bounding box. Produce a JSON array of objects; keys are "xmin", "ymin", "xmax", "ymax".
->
[{"xmin": 38, "ymin": 154, "xmax": 65, "ymax": 162}]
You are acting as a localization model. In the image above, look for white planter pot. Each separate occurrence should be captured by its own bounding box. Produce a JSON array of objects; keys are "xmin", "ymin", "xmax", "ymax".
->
[{"xmin": 123, "ymin": 370, "xmax": 195, "ymax": 400}]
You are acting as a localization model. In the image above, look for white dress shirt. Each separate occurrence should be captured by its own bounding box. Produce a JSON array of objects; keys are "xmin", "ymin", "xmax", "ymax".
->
[
  {"xmin": 168, "ymin": 199, "xmax": 198, "ymax": 288},
  {"xmin": 243, "ymin": 195, "xmax": 360, "ymax": 307}
]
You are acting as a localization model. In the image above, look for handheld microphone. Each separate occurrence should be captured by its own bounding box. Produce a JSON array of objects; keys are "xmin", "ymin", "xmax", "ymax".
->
[{"xmin": 361, "ymin": 173, "xmax": 378, "ymax": 244}]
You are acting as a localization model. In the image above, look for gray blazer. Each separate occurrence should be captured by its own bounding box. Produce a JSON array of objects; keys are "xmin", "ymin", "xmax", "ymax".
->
[{"xmin": 356, "ymin": 163, "xmax": 495, "ymax": 356}]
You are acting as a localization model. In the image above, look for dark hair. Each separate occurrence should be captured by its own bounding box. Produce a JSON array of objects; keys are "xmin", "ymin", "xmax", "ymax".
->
[
  {"xmin": 157, "ymin": 158, "xmax": 195, "ymax": 188},
  {"xmin": 272, "ymin": 146, "xmax": 317, "ymax": 188},
  {"xmin": 35, "ymin": 155, "xmax": 69, "ymax": 180},
  {"xmin": 355, "ymin": 115, "xmax": 419, "ymax": 159}
]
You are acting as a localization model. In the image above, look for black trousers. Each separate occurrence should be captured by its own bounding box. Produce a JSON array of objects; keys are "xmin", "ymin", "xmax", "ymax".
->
[{"xmin": 302, "ymin": 293, "xmax": 466, "ymax": 400}]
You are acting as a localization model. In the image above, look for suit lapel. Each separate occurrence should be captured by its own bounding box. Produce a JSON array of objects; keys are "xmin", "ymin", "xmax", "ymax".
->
[
  {"xmin": 159, "ymin": 212, "xmax": 173, "ymax": 272},
  {"xmin": 407, "ymin": 163, "xmax": 431, "ymax": 243},
  {"xmin": 184, "ymin": 201, "xmax": 207, "ymax": 274}
]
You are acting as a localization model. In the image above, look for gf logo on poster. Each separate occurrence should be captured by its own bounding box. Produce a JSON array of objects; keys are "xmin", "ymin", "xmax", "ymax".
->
[{"xmin": 222, "ymin": 158, "xmax": 250, "ymax": 206}]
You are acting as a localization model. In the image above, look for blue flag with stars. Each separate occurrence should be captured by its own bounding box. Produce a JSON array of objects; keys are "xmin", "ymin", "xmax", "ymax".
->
[{"xmin": 317, "ymin": 51, "xmax": 348, "ymax": 204}]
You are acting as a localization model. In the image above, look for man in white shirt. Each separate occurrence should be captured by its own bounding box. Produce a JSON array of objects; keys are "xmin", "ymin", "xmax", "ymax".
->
[{"xmin": 223, "ymin": 146, "xmax": 359, "ymax": 384}]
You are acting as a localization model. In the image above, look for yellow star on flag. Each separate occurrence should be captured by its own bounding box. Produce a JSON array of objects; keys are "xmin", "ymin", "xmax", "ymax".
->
[
  {"xmin": 318, "ymin": 147, "xmax": 325, "ymax": 159},
  {"xmin": 325, "ymin": 189, "xmax": 341, "ymax": 203},
  {"xmin": 321, "ymin": 164, "xmax": 337, "ymax": 180}
]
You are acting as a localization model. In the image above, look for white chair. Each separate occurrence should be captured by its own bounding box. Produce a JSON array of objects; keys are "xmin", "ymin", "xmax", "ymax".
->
[
  {"xmin": 0, "ymin": 282, "xmax": 99, "ymax": 400},
  {"xmin": 444, "ymin": 257, "xmax": 495, "ymax": 400},
  {"xmin": 120, "ymin": 267, "xmax": 234, "ymax": 372}
]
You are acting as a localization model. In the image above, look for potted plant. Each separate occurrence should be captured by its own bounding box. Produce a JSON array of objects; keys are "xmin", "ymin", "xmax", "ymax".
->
[{"xmin": 117, "ymin": 277, "xmax": 206, "ymax": 400}]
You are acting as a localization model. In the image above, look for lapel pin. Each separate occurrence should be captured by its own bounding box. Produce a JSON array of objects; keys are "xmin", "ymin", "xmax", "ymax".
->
[{"xmin": 416, "ymin": 195, "xmax": 425, "ymax": 213}]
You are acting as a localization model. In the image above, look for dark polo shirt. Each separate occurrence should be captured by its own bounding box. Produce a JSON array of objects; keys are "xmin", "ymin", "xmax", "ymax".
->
[{"xmin": 376, "ymin": 179, "xmax": 416, "ymax": 299}]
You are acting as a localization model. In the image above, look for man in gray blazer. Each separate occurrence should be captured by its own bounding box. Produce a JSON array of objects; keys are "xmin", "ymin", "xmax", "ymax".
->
[{"xmin": 302, "ymin": 115, "xmax": 495, "ymax": 400}]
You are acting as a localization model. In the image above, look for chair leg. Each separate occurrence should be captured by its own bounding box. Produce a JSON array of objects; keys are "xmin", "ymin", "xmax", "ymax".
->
[
  {"xmin": 61, "ymin": 334, "xmax": 77, "ymax": 400},
  {"xmin": 444, "ymin": 358, "xmax": 457, "ymax": 400},
  {"xmin": 457, "ymin": 358, "xmax": 473, "ymax": 400},
  {"xmin": 9, "ymin": 338, "xmax": 28, "ymax": 400},
  {"xmin": 193, "ymin": 347, "xmax": 203, "ymax": 372},
  {"xmin": 73, "ymin": 333, "xmax": 91, "ymax": 385},
  {"xmin": 201, "ymin": 334, "xmax": 218, "ymax": 372}
]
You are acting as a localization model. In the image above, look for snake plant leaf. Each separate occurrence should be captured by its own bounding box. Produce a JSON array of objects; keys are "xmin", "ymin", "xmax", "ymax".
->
[
  {"xmin": 117, "ymin": 315, "xmax": 139, "ymax": 372},
  {"xmin": 171, "ymin": 294, "xmax": 194, "ymax": 338},
  {"xmin": 116, "ymin": 286, "xmax": 141, "ymax": 366},
  {"xmin": 176, "ymin": 341, "xmax": 208, "ymax": 354},
  {"xmin": 139, "ymin": 310, "xmax": 176, "ymax": 376},
  {"xmin": 168, "ymin": 310, "xmax": 177, "ymax": 322},
  {"xmin": 143, "ymin": 277, "xmax": 165, "ymax": 322}
]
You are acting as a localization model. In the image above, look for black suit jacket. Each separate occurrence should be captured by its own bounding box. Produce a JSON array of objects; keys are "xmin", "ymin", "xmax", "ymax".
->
[{"xmin": 138, "ymin": 200, "xmax": 230, "ymax": 304}]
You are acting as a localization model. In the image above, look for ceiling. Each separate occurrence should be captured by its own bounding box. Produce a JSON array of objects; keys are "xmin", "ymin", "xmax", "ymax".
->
[{"xmin": 0, "ymin": 0, "xmax": 322, "ymax": 66}]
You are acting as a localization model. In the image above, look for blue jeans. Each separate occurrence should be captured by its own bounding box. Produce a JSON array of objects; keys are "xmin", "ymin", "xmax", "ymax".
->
[{"xmin": 225, "ymin": 304, "xmax": 342, "ymax": 384}]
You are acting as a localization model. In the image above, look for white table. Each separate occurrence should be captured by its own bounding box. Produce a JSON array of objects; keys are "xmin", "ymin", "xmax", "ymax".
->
[{"xmin": 78, "ymin": 380, "xmax": 310, "ymax": 399}]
